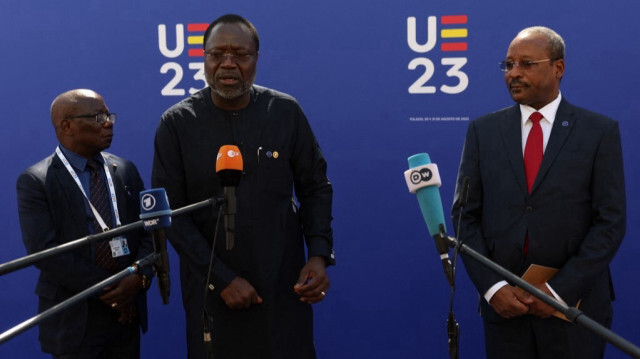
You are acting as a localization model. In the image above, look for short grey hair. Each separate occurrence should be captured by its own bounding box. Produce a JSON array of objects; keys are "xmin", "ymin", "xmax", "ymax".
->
[{"xmin": 518, "ymin": 26, "xmax": 565, "ymax": 60}]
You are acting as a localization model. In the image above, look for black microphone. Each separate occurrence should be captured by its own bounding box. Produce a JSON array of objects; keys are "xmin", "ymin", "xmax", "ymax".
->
[
  {"xmin": 216, "ymin": 145, "xmax": 243, "ymax": 250},
  {"xmin": 140, "ymin": 188, "xmax": 172, "ymax": 304},
  {"xmin": 404, "ymin": 153, "xmax": 454, "ymax": 286}
]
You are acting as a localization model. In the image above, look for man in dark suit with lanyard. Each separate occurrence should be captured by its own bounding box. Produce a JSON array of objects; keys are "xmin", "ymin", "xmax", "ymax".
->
[
  {"xmin": 17, "ymin": 89, "xmax": 153, "ymax": 358},
  {"xmin": 452, "ymin": 27, "xmax": 626, "ymax": 358}
]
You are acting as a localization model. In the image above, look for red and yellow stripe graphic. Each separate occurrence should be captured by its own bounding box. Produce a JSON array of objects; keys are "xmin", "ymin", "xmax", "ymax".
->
[
  {"xmin": 187, "ymin": 23, "xmax": 209, "ymax": 57},
  {"xmin": 440, "ymin": 15, "xmax": 468, "ymax": 52}
]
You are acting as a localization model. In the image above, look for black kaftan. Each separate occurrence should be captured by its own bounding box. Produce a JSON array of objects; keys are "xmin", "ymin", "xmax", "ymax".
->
[{"xmin": 152, "ymin": 86, "xmax": 334, "ymax": 359}]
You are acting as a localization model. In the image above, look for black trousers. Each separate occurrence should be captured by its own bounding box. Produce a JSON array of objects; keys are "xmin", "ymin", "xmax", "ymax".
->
[
  {"xmin": 53, "ymin": 299, "xmax": 140, "ymax": 359},
  {"xmin": 483, "ymin": 314, "xmax": 610, "ymax": 359}
]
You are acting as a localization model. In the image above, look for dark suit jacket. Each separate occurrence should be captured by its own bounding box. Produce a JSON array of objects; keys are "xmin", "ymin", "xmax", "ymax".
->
[
  {"xmin": 16, "ymin": 151, "xmax": 153, "ymax": 355},
  {"xmin": 452, "ymin": 98, "xmax": 626, "ymax": 323}
]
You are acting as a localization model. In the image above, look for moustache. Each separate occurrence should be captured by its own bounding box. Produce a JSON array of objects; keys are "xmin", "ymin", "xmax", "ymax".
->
[
  {"xmin": 509, "ymin": 80, "xmax": 528, "ymax": 88},
  {"xmin": 215, "ymin": 72, "xmax": 241, "ymax": 81}
]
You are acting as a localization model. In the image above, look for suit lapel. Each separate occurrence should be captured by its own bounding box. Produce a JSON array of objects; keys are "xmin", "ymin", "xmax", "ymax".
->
[
  {"xmin": 530, "ymin": 99, "xmax": 575, "ymax": 194},
  {"xmin": 50, "ymin": 153, "xmax": 89, "ymax": 232},
  {"xmin": 501, "ymin": 105, "xmax": 528, "ymax": 195}
]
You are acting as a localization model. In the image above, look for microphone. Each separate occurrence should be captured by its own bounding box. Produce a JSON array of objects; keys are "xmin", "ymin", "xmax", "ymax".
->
[
  {"xmin": 216, "ymin": 145, "xmax": 243, "ymax": 250},
  {"xmin": 404, "ymin": 153, "xmax": 454, "ymax": 286},
  {"xmin": 140, "ymin": 188, "xmax": 172, "ymax": 304}
]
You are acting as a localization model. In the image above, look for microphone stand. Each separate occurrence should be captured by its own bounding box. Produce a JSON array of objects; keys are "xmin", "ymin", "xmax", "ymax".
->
[
  {"xmin": 442, "ymin": 235, "xmax": 640, "ymax": 358},
  {"xmin": 202, "ymin": 205, "xmax": 224, "ymax": 359},
  {"xmin": 0, "ymin": 254, "xmax": 156, "ymax": 345},
  {"xmin": 0, "ymin": 195, "xmax": 225, "ymax": 345},
  {"xmin": 0, "ymin": 196, "xmax": 225, "ymax": 277},
  {"xmin": 445, "ymin": 226, "xmax": 459, "ymax": 359},
  {"xmin": 443, "ymin": 176, "xmax": 469, "ymax": 359}
]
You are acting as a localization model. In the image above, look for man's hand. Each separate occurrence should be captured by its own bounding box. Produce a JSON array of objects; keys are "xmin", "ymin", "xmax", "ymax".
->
[
  {"xmin": 116, "ymin": 303, "xmax": 137, "ymax": 325},
  {"xmin": 489, "ymin": 285, "xmax": 532, "ymax": 319},
  {"xmin": 99, "ymin": 274, "xmax": 142, "ymax": 309},
  {"xmin": 525, "ymin": 283, "xmax": 556, "ymax": 318},
  {"xmin": 220, "ymin": 277, "xmax": 263, "ymax": 310},
  {"xmin": 294, "ymin": 256, "xmax": 330, "ymax": 304}
]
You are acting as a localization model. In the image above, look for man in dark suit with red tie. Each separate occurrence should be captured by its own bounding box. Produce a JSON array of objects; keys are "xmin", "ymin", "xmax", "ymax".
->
[
  {"xmin": 452, "ymin": 27, "xmax": 626, "ymax": 358},
  {"xmin": 16, "ymin": 89, "xmax": 153, "ymax": 358}
]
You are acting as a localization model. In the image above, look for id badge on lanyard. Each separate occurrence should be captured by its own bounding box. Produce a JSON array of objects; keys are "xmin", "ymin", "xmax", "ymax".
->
[{"xmin": 56, "ymin": 146, "xmax": 129, "ymax": 258}]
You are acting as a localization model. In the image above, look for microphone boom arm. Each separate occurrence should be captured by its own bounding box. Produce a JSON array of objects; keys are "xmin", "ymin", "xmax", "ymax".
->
[
  {"xmin": 0, "ymin": 196, "xmax": 225, "ymax": 277},
  {"xmin": 0, "ymin": 254, "xmax": 157, "ymax": 345},
  {"xmin": 446, "ymin": 235, "xmax": 640, "ymax": 358}
]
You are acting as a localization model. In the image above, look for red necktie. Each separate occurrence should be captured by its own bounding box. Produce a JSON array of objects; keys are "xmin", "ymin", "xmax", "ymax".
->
[
  {"xmin": 524, "ymin": 112, "xmax": 543, "ymax": 193},
  {"xmin": 523, "ymin": 112, "xmax": 543, "ymax": 256}
]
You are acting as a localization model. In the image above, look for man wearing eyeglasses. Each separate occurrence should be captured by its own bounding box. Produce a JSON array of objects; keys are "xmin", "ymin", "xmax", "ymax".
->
[
  {"xmin": 152, "ymin": 14, "xmax": 334, "ymax": 359},
  {"xmin": 452, "ymin": 27, "xmax": 625, "ymax": 358},
  {"xmin": 16, "ymin": 89, "xmax": 154, "ymax": 358}
]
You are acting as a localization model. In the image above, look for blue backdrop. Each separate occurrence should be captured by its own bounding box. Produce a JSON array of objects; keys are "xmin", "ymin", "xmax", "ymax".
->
[{"xmin": 1, "ymin": 0, "xmax": 638, "ymax": 358}]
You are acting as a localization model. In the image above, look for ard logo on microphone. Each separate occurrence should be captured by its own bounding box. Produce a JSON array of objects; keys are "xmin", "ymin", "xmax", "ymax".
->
[
  {"xmin": 139, "ymin": 189, "xmax": 172, "ymax": 230},
  {"xmin": 141, "ymin": 193, "xmax": 157, "ymax": 211},
  {"xmin": 410, "ymin": 168, "xmax": 433, "ymax": 184}
]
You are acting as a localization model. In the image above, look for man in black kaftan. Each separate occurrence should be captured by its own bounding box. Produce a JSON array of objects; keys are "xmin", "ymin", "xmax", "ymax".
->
[{"xmin": 152, "ymin": 14, "xmax": 334, "ymax": 359}]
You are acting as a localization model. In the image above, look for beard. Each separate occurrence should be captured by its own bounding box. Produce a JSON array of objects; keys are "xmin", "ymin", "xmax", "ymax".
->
[{"xmin": 209, "ymin": 72, "xmax": 255, "ymax": 100}]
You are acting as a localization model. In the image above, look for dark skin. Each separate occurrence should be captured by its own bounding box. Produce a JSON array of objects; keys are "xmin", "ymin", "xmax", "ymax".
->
[
  {"xmin": 53, "ymin": 91, "xmax": 114, "ymax": 159},
  {"xmin": 51, "ymin": 89, "xmax": 143, "ymax": 324},
  {"xmin": 220, "ymin": 277, "xmax": 263, "ymax": 310},
  {"xmin": 293, "ymin": 256, "xmax": 330, "ymax": 304},
  {"xmin": 490, "ymin": 31, "xmax": 565, "ymax": 318},
  {"xmin": 203, "ymin": 24, "xmax": 330, "ymax": 309},
  {"xmin": 490, "ymin": 285, "xmax": 533, "ymax": 319},
  {"xmin": 522, "ymin": 283, "xmax": 556, "ymax": 318},
  {"xmin": 491, "ymin": 283, "xmax": 556, "ymax": 319},
  {"xmin": 220, "ymin": 256, "xmax": 330, "ymax": 309},
  {"xmin": 204, "ymin": 22, "xmax": 258, "ymax": 111},
  {"xmin": 504, "ymin": 32, "xmax": 564, "ymax": 110}
]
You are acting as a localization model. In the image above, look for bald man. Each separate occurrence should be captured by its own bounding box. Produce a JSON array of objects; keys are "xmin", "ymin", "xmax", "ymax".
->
[{"xmin": 17, "ymin": 89, "xmax": 153, "ymax": 358}]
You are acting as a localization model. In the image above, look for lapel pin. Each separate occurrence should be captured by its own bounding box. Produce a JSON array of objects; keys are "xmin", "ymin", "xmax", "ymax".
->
[{"xmin": 562, "ymin": 121, "xmax": 569, "ymax": 127}]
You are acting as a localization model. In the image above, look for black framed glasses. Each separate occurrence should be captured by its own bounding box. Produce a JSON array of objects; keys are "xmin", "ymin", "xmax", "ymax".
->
[
  {"xmin": 204, "ymin": 50, "xmax": 256, "ymax": 64},
  {"xmin": 68, "ymin": 113, "xmax": 117, "ymax": 125},
  {"xmin": 499, "ymin": 58, "xmax": 557, "ymax": 72}
]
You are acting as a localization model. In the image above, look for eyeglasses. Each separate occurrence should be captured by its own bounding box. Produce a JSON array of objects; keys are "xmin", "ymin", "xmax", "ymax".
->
[
  {"xmin": 204, "ymin": 50, "xmax": 256, "ymax": 64},
  {"xmin": 68, "ymin": 113, "xmax": 117, "ymax": 125},
  {"xmin": 499, "ymin": 58, "xmax": 557, "ymax": 72}
]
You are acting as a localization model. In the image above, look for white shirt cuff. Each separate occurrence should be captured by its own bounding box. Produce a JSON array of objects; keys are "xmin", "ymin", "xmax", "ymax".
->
[{"xmin": 484, "ymin": 281, "xmax": 508, "ymax": 303}]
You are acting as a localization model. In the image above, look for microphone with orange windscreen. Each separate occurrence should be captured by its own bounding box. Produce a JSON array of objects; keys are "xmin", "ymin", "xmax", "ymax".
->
[{"xmin": 216, "ymin": 145, "xmax": 243, "ymax": 250}]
